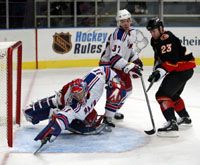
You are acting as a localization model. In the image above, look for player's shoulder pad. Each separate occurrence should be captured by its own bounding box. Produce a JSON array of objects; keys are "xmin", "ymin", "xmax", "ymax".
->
[
  {"xmin": 129, "ymin": 27, "xmax": 135, "ymax": 32},
  {"xmin": 129, "ymin": 27, "xmax": 137, "ymax": 35},
  {"xmin": 113, "ymin": 27, "xmax": 127, "ymax": 41},
  {"xmin": 160, "ymin": 31, "xmax": 170, "ymax": 41}
]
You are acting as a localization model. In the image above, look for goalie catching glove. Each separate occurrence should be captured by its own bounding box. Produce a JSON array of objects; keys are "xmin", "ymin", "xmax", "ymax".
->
[
  {"xmin": 123, "ymin": 63, "xmax": 142, "ymax": 78},
  {"xmin": 148, "ymin": 68, "xmax": 167, "ymax": 83}
]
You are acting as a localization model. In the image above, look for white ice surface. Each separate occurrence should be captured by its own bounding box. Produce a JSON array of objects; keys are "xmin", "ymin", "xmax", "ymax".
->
[
  {"xmin": 1, "ymin": 66, "xmax": 200, "ymax": 165},
  {"xmin": 12, "ymin": 125, "xmax": 147, "ymax": 153}
]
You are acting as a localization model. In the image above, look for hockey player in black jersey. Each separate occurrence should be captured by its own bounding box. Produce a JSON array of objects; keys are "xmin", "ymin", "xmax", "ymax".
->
[{"xmin": 146, "ymin": 17, "xmax": 196, "ymax": 137}]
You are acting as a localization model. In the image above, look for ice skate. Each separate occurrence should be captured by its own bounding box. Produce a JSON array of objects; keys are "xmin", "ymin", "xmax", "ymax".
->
[
  {"xmin": 157, "ymin": 120, "xmax": 179, "ymax": 138},
  {"xmin": 103, "ymin": 117, "xmax": 115, "ymax": 132},
  {"xmin": 177, "ymin": 117, "xmax": 192, "ymax": 127}
]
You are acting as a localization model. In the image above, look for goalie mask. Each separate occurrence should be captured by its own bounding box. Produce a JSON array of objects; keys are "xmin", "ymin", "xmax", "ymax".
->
[{"xmin": 71, "ymin": 79, "xmax": 88, "ymax": 104}]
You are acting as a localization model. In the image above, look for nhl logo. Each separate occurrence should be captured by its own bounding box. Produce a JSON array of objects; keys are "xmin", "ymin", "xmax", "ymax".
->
[{"xmin": 52, "ymin": 32, "xmax": 72, "ymax": 54}]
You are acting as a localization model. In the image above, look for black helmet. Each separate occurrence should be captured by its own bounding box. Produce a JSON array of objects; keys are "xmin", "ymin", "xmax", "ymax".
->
[{"xmin": 146, "ymin": 17, "xmax": 164, "ymax": 31}]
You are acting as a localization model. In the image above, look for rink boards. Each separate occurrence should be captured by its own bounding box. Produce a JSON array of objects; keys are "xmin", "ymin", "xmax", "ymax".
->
[{"xmin": 0, "ymin": 27, "xmax": 200, "ymax": 69}]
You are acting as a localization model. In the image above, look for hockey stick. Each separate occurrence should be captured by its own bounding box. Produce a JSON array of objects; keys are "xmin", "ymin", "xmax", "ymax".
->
[
  {"xmin": 33, "ymin": 137, "xmax": 49, "ymax": 155},
  {"xmin": 140, "ymin": 76, "xmax": 156, "ymax": 135},
  {"xmin": 34, "ymin": 123, "xmax": 106, "ymax": 155},
  {"xmin": 146, "ymin": 78, "xmax": 155, "ymax": 93}
]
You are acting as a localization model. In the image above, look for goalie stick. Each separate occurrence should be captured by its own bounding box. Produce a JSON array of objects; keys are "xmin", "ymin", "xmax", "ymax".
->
[
  {"xmin": 34, "ymin": 136, "xmax": 50, "ymax": 155},
  {"xmin": 140, "ymin": 76, "xmax": 156, "ymax": 135},
  {"xmin": 33, "ymin": 123, "xmax": 106, "ymax": 155}
]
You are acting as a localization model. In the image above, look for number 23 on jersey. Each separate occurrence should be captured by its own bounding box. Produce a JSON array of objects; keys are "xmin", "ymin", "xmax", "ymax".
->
[{"xmin": 161, "ymin": 43, "xmax": 172, "ymax": 54}]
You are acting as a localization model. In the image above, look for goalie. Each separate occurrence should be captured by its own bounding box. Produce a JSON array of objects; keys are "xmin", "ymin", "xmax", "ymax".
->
[{"xmin": 23, "ymin": 66, "xmax": 141, "ymax": 143}]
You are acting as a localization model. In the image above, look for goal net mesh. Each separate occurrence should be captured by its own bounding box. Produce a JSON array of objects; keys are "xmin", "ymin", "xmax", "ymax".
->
[
  {"xmin": 0, "ymin": 41, "xmax": 22, "ymax": 147},
  {"xmin": 0, "ymin": 47, "xmax": 8, "ymax": 145}
]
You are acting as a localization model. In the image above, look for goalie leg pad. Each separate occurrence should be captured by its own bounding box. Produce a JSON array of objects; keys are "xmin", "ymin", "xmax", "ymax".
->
[
  {"xmin": 69, "ymin": 119, "xmax": 97, "ymax": 133},
  {"xmin": 105, "ymin": 86, "xmax": 127, "ymax": 118},
  {"xmin": 68, "ymin": 109, "xmax": 104, "ymax": 134},
  {"xmin": 23, "ymin": 95, "xmax": 58, "ymax": 124}
]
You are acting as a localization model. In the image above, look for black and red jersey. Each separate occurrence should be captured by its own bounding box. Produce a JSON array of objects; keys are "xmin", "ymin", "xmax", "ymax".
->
[{"xmin": 151, "ymin": 31, "xmax": 196, "ymax": 72}]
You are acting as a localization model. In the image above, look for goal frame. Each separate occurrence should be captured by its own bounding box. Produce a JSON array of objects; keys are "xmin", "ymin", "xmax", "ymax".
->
[{"xmin": 5, "ymin": 41, "xmax": 22, "ymax": 147}]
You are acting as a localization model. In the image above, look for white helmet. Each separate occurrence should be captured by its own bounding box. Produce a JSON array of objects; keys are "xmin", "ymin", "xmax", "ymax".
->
[{"xmin": 116, "ymin": 9, "xmax": 131, "ymax": 21}]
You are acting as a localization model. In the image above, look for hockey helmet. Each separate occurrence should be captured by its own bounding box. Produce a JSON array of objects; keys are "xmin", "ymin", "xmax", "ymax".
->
[
  {"xmin": 71, "ymin": 79, "xmax": 88, "ymax": 103},
  {"xmin": 146, "ymin": 17, "xmax": 164, "ymax": 31},
  {"xmin": 116, "ymin": 9, "xmax": 131, "ymax": 21}
]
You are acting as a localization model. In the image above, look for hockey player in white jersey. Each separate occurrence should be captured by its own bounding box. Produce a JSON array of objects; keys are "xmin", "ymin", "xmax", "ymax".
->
[
  {"xmin": 99, "ymin": 9, "xmax": 147, "ymax": 119},
  {"xmin": 23, "ymin": 66, "xmax": 132, "ymax": 143}
]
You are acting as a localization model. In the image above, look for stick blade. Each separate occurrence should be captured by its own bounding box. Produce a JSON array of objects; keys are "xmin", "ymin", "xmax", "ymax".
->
[
  {"xmin": 33, "ymin": 139, "xmax": 48, "ymax": 155},
  {"xmin": 33, "ymin": 143, "xmax": 44, "ymax": 155},
  {"xmin": 144, "ymin": 129, "xmax": 156, "ymax": 135}
]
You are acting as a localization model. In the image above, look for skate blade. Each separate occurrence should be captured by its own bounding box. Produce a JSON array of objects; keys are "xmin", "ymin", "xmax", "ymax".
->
[
  {"xmin": 178, "ymin": 124, "xmax": 192, "ymax": 131},
  {"xmin": 103, "ymin": 126, "xmax": 112, "ymax": 132},
  {"xmin": 156, "ymin": 131, "xmax": 179, "ymax": 138},
  {"xmin": 178, "ymin": 123, "xmax": 192, "ymax": 127}
]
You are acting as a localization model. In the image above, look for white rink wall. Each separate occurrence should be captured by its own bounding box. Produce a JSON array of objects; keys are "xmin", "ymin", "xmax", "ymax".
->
[
  {"xmin": 0, "ymin": 29, "xmax": 35, "ymax": 63},
  {"xmin": 0, "ymin": 27, "xmax": 199, "ymax": 69}
]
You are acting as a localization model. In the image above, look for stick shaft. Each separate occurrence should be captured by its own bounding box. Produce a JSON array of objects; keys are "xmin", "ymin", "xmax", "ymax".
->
[{"xmin": 140, "ymin": 76, "xmax": 156, "ymax": 130}]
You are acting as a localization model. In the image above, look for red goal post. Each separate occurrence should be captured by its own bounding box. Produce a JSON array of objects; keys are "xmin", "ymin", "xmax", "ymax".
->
[{"xmin": 0, "ymin": 41, "xmax": 22, "ymax": 147}]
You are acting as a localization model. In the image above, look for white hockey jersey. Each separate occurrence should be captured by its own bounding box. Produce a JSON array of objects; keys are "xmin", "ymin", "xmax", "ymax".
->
[
  {"xmin": 57, "ymin": 66, "xmax": 122, "ymax": 123},
  {"xmin": 100, "ymin": 27, "xmax": 140, "ymax": 70}
]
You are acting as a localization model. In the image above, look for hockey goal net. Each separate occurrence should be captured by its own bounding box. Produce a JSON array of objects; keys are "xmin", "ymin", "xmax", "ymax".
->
[{"xmin": 0, "ymin": 41, "xmax": 22, "ymax": 147}]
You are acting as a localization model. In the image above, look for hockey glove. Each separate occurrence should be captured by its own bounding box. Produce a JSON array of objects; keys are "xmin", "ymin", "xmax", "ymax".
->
[
  {"xmin": 123, "ymin": 63, "xmax": 142, "ymax": 78},
  {"xmin": 133, "ymin": 58, "xmax": 143, "ymax": 70},
  {"xmin": 148, "ymin": 68, "xmax": 167, "ymax": 83},
  {"xmin": 34, "ymin": 114, "xmax": 62, "ymax": 143}
]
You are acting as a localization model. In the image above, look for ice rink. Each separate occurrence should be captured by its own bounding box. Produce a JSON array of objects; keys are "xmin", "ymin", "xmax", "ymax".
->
[{"xmin": 0, "ymin": 66, "xmax": 200, "ymax": 165}]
